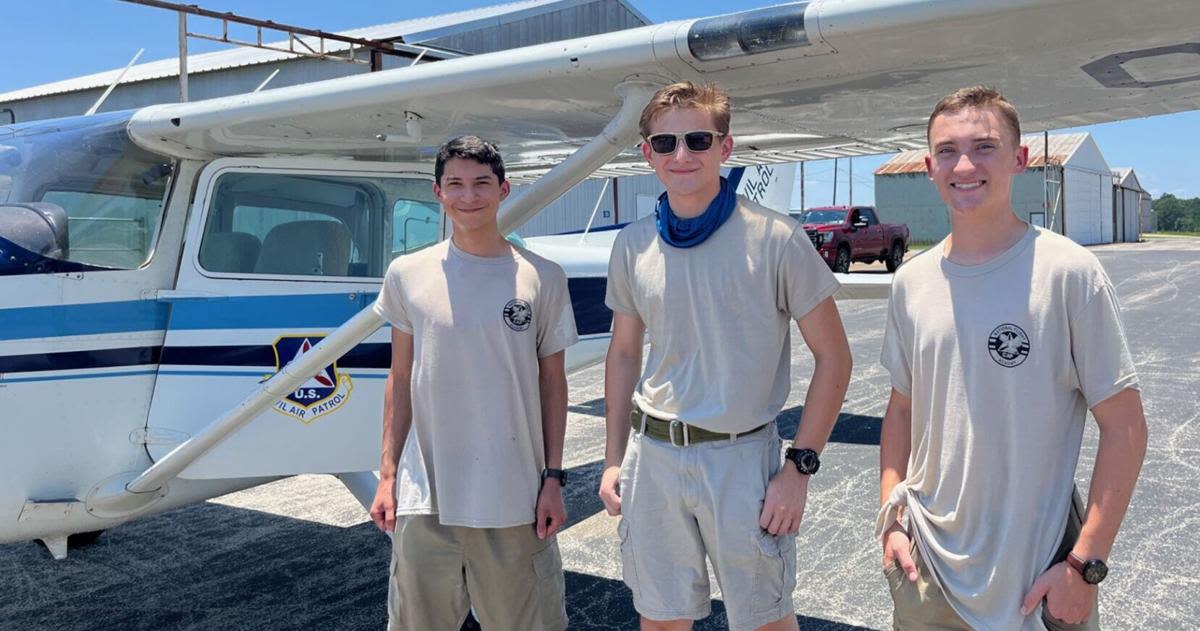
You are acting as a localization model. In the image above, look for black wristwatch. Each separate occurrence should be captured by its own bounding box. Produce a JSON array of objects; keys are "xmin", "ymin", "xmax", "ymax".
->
[
  {"xmin": 784, "ymin": 447, "xmax": 821, "ymax": 475},
  {"xmin": 1067, "ymin": 553, "xmax": 1108, "ymax": 585},
  {"xmin": 541, "ymin": 468, "xmax": 567, "ymax": 487}
]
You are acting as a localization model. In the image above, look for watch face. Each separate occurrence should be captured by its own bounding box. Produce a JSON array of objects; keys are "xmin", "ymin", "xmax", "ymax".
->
[
  {"xmin": 788, "ymin": 448, "xmax": 821, "ymax": 474},
  {"xmin": 1083, "ymin": 560, "xmax": 1108, "ymax": 584}
]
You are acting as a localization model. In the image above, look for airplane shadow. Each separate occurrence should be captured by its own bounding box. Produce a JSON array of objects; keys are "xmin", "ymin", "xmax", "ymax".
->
[
  {"xmin": 0, "ymin": 499, "xmax": 879, "ymax": 631},
  {"xmin": 565, "ymin": 570, "xmax": 878, "ymax": 631},
  {"xmin": 776, "ymin": 404, "xmax": 882, "ymax": 446}
]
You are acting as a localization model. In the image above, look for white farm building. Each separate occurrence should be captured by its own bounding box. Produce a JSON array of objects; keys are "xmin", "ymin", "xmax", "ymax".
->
[{"xmin": 874, "ymin": 133, "xmax": 1143, "ymax": 245}]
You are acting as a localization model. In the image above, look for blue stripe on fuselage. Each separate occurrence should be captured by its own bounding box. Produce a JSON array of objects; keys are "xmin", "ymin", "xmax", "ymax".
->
[
  {"xmin": 0, "ymin": 301, "xmax": 169, "ymax": 341},
  {"xmin": 1, "ymin": 280, "xmax": 612, "ymax": 340}
]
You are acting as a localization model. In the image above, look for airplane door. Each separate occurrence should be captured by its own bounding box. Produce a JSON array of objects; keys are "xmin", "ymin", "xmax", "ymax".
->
[{"xmin": 145, "ymin": 159, "xmax": 440, "ymax": 479}]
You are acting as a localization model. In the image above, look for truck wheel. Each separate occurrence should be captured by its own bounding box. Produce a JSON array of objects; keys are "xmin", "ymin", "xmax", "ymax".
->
[
  {"xmin": 833, "ymin": 246, "xmax": 851, "ymax": 273},
  {"xmin": 886, "ymin": 241, "xmax": 905, "ymax": 272}
]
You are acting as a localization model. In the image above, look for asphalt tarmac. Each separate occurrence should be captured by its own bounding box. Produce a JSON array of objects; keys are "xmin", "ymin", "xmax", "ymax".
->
[{"xmin": 2, "ymin": 236, "xmax": 1197, "ymax": 630}]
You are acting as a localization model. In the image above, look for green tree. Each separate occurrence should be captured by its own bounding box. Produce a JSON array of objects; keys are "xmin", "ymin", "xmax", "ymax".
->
[{"xmin": 1152, "ymin": 193, "xmax": 1200, "ymax": 232}]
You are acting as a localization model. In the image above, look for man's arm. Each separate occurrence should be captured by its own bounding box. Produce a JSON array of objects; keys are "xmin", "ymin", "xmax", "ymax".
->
[
  {"xmin": 1022, "ymin": 387, "xmax": 1148, "ymax": 622},
  {"xmin": 369, "ymin": 328, "xmax": 414, "ymax": 534},
  {"xmin": 760, "ymin": 296, "xmax": 852, "ymax": 535},
  {"xmin": 535, "ymin": 349, "xmax": 568, "ymax": 539},
  {"xmin": 597, "ymin": 311, "xmax": 646, "ymax": 516},
  {"xmin": 879, "ymin": 388, "xmax": 918, "ymax": 582}
]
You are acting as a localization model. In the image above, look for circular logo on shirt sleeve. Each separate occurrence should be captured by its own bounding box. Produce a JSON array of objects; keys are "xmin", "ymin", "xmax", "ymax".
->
[
  {"xmin": 503, "ymin": 299, "xmax": 533, "ymax": 331},
  {"xmin": 988, "ymin": 323, "xmax": 1030, "ymax": 367}
]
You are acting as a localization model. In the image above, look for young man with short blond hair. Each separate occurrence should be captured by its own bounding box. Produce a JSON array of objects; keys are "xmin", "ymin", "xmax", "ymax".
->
[
  {"xmin": 599, "ymin": 81, "xmax": 852, "ymax": 631},
  {"xmin": 370, "ymin": 135, "xmax": 577, "ymax": 631},
  {"xmin": 878, "ymin": 86, "xmax": 1147, "ymax": 630}
]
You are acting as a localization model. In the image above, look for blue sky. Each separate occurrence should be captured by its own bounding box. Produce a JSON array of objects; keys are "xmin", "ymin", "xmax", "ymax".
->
[{"xmin": 2, "ymin": 0, "xmax": 1197, "ymax": 207}]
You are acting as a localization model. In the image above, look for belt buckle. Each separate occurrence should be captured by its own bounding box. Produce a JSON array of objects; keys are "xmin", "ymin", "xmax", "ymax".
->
[{"xmin": 669, "ymin": 419, "xmax": 690, "ymax": 447}]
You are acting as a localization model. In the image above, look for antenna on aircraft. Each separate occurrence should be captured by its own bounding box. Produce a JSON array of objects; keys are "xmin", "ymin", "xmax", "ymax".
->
[{"xmin": 84, "ymin": 48, "xmax": 144, "ymax": 116}]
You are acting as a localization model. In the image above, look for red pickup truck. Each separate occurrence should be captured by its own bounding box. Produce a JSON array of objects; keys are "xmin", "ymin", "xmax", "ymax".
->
[{"xmin": 790, "ymin": 206, "xmax": 910, "ymax": 273}]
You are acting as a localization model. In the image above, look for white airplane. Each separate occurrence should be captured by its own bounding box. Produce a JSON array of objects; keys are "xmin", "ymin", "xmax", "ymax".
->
[{"xmin": 2, "ymin": 0, "xmax": 1198, "ymax": 560}]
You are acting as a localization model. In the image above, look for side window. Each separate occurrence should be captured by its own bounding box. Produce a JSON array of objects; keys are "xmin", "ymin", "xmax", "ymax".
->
[
  {"xmin": 393, "ymin": 199, "xmax": 440, "ymax": 257},
  {"xmin": 41, "ymin": 190, "xmax": 166, "ymax": 269},
  {"xmin": 861, "ymin": 208, "xmax": 879, "ymax": 226},
  {"xmin": 197, "ymin": 171, "xmax": 438, "ymax": 277}
]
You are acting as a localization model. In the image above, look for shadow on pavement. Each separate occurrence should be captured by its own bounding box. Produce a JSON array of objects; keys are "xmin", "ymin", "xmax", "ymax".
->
[
  {"xmin": 568, "ymin": 398, "xmax": 883, "ymax": 447},
  {"xmin": 777, "ymin": 405, "xmax": 882, "ymax": 446},
  {"xmin": 566, "ymin": 570, "xmax": 877, "ymax": 630}
]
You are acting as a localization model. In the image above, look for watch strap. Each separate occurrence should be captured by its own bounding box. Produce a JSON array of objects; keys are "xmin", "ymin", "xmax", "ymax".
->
[
  {"xmin": 785, "ymin": 447, "xmax": 821, "ymax": 475},
  {"xmin": 541, "ymin": 468, "xmax": 567, "ymax": 486}
]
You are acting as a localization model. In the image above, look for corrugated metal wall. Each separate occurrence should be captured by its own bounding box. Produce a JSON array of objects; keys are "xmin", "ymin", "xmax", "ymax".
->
[
  {"xmin": 873, "ymin": 172, "xmax": 951, "ymax": 241},
  {"xmin": 1, "ymin": 0, "xmax": 647, "ymax": 124},
  {"xmin": 0, "ymin": 57, "xmax": 374, "ymax": 122},
  {"xmin": 876, "ymin": 159, "xmax": 1120, "ymax": 244},
  {"xmin": 423, "ymin": 1, "xmax": 647, "ymax": 54},
  {"xmin": 1063, "ymin": 167, "xmax": 1113, "ymax": 245},
  {"xmin": 512, "ymin": 173, "xmax": 663, "ymax": 237},
  {"xmin": 874, "ymin": 167, "xmax": 1115, "ymax": 244}
]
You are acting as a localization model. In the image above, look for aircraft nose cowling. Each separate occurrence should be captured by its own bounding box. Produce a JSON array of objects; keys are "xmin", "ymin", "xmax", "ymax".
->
[{"xmin": 0, "ymin": 202, "xmax": 70, "ymax": 260}]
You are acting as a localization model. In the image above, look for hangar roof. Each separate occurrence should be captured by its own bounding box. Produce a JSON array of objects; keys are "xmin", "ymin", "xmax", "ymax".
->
[{"xmin": 0, "ymin": 0, "xmax": 649, "ymax": 104}]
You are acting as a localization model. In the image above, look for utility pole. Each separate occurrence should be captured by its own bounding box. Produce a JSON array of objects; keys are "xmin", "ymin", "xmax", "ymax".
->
[
  {"xmin": 849, "ymin": 157, "xmax": 854, "ymax": 206},
  {"xmin": 178, "ymin": 11, "xmax": 188, "ymax": 102},
  {"xmin": 799, "ymin": 162, "xmax": 805, "ymax": 210},
  {"xmin": 832, "ymin": 158, "xmax": 838, "ymax": 205}
]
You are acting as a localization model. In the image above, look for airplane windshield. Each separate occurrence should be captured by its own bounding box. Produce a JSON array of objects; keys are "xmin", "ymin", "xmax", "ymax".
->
[
  {"xmin": 799, "ymin": 210, "xmax": 846, "ymax": 225},
  {"xmin": 0, "ymin": 111, "xmax": 174, "ymax": 276}
]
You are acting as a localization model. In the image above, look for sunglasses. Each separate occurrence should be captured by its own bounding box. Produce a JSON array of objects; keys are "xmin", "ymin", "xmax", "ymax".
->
[{"xmin": 645, "ymin": 130, "xmax": 725, "ymax": 155}]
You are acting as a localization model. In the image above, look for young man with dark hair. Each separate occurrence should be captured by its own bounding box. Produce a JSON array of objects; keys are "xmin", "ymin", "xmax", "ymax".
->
[
  {"xmin": 599, "ymin": 81, "xmax": 853, "ymax": 631},
  {"xmin": 370, "ymin": 135, "xmax": 577, "ymax": 631},
  {"xmin": 878, "ymin": 86, "xmax": 1147, "ymax": 630}
]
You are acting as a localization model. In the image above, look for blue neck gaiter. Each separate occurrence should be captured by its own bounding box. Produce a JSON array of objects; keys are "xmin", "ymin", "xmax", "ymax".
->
[{"xmin": 655, "ymin": 177, "xmax": 737, "ymax": 249}]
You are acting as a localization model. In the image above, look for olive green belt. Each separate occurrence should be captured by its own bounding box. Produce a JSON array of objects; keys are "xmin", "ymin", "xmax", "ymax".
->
[{"xmin": 630, "ymin": 409, "xmax": 768, "ymax": 446}]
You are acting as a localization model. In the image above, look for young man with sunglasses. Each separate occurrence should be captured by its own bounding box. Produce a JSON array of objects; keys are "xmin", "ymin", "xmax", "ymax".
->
[
  {"xmin": 878, "ymin": 87, "xmax": 1147, "ymax": 630},
  {"xmin": 370, "ymin": 136, "xmax": 577, "ymax": 631},
  {"xmin": 598, "ymin": 81, "xmax": 852, "ymax": 631}
]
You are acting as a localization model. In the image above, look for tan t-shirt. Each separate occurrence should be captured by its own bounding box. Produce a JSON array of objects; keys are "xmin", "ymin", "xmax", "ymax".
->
[
  {"xmin": 878, "ymin": 225, "xmax": 1138, "ymax": 630},
  {"xmin": 373, "ymin": 240, "xmax": 578, "ymax": 528},
  {"xmin": 605, "ymin": 197, "xmax": 840, "ymax": 433}
]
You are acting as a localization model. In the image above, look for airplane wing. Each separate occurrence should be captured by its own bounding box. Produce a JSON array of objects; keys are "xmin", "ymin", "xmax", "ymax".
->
[{"xmin": 127, "ymin": 0, "xmax": 1200, "ymax": 182}]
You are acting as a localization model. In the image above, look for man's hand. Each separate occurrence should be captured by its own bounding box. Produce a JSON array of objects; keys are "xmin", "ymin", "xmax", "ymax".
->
[
  {"xmin": 598, "ymin": 465, "xmax": 622, "ymax": 516},
  {"xmin": 369, "ymin": 478, "xmax": 397, "ymax": 534},
  {"xmin": 882, "ymin": 521, "xmax": 918, "ymax": 582},
  {"xmin": 536, "ymin": 479, "xmax": 567, "ymax": 539},
  {"xmin": 759, "ymin": 465, "xmax": 809, "ymax": 535},
  {"xmin": 1021, "ymin": 561, "xmax": 1095, "ymax": 623}
]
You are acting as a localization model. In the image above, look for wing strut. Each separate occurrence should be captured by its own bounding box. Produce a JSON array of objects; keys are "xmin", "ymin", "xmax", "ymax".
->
[
  {"xmin": 497, "ymin": 81, "xmax": 656, "ymax": 234},
  {"xmin": 85, "ymin": 80, "xmax": 659, "ymax": 518}
]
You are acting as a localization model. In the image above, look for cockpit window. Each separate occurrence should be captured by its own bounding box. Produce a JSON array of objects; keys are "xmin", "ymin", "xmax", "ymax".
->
[{"xmin": 0, "ymin": 112, "xmax": 173, "ymax": 275}]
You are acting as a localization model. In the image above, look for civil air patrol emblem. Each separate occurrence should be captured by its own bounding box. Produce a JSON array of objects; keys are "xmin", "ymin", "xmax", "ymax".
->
[
  {"xmin": 988, "ymin": 324, "xmax": 1030, "ymax": 368},
  {"xmin": 265, "ymin": 335, "xmax": 354, "ymax": 424},
  {"xmin": 503, "ymin": 299, "xmax": 533, "ymax": 331}
]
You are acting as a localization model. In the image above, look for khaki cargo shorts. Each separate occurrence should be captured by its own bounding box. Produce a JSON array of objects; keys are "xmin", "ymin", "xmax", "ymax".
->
[
  {"xmin": 617, "ymin": 421, "xmax": 797, "ymax": 631},
  {"xmin": 388, "ymin": 515, "xmax": 568, "ymax": 631}
]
